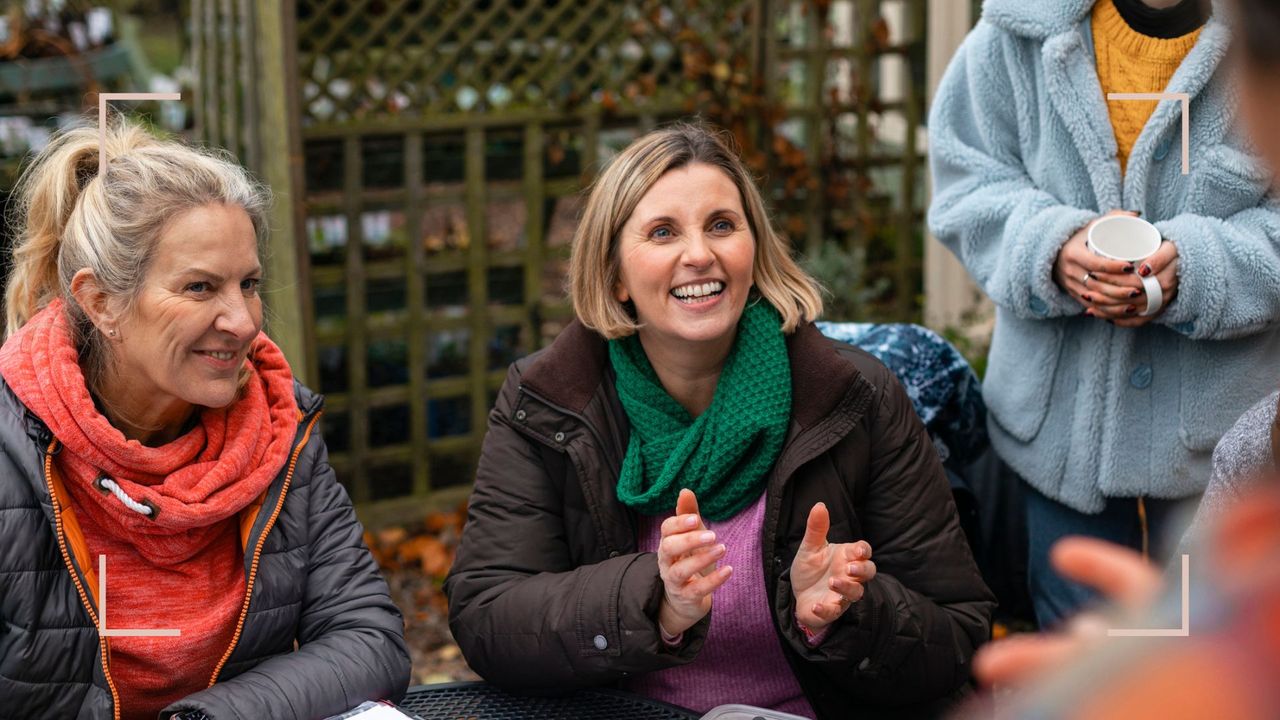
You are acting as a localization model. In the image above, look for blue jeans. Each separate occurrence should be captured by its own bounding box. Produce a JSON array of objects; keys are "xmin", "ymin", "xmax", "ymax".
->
[{"xmin": 1024, "ymin": 481, "xmax": 1197, "ymax": 628}]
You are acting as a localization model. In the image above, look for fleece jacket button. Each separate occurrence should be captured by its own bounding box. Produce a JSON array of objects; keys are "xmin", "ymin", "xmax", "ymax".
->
[
  {"xmin": 1029, "ymin": 296, "xmax": 1048, "ymax": 317},
  {"xmin": 554, "ymin": 431, "xmax": 566, "ymax": 443},
  {"xmin": 1130, "ymin": 365, "xmax": 1153, "ymax": 390},
  {"xmin": 515, "ymin": 409, "xmax": 526, "ymax": 421},
  {"xmin": 1154, "ymin": 137, "xmax": 1172, "ymax": 162},
  {"xmin": 593, "ymin": 634, "xmax": 608, "ymax": 650}
]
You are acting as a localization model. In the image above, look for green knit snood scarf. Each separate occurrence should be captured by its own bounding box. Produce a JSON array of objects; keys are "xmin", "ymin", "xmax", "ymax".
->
[{"xmin": 608, "ymin": 301, "xmax": 792, "ymax": 521}]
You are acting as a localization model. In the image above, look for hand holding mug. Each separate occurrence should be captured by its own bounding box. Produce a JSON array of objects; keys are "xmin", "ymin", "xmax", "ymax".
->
[
  {"xmin": 1086, "ymin": 214, "xmax": 1179, "ymax": 327},
  {"xmin": 791, "ymin": 501, "xmax": 877, "ymax": 630},
  {"xmin": 1121, "ymin": 240, "xmax": 1180, "ymax": 327},
  {"xmin": 1054, "ymin": 210, "xmax": 1146, "ymax": 313},
  {"xmin": 656, "ymin": 489, "xmax": 732, "ymax": 637}
]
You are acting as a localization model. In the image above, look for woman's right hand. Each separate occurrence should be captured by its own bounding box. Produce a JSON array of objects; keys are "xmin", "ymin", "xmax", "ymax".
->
[
  {"xmin": 656, "ymin": 489, "xmax": 733, "ymax": 637},
  {"xmin": 973, "ymin": 536, "xmax": 1163, "ymax": 687},
  {"xmin": 1053, "ymin": 210, "xmax": 1146, "ymax": 319}
]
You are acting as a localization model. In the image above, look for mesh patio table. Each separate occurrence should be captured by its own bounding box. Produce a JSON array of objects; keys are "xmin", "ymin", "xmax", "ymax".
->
[{"xmin": 397, "ymin": 682, "xmax": 700, "ymax": 720}]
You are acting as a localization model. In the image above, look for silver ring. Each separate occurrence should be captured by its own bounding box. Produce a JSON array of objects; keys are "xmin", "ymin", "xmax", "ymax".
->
[{"xmin": 1081, "ymin": 272, "xmax": 1092, "ymax": 287}]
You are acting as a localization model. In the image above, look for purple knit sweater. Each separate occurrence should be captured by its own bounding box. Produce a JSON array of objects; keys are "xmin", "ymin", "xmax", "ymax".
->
[{"xmin": 624, "ymin": 492, "xmax": 817, "ymax": 718}]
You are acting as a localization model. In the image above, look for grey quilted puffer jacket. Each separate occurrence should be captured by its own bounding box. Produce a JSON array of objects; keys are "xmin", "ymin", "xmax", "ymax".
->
[{"xmin": 0, "ymin": 379, "xmax": 410, "ymax": 719}]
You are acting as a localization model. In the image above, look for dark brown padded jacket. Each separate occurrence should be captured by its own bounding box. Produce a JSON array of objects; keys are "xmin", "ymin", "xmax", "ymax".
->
[{"xmin": 445, "ymin": 320, "xmax": 996, "ymax": 720}]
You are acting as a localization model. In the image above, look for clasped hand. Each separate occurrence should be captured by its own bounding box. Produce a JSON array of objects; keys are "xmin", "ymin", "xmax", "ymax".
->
[
  {"xmin": 1053, "ymin": 210, "xmax": 1180, "ymax": 328},
  {"xmin": 656, "ymin": 490, "xmax": 876, "ymax": 637}
]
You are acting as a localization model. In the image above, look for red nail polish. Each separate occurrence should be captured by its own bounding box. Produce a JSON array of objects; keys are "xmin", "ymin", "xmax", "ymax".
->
[
  {"xmin": 1130, "ymin": 290, "xmax": 1141, "ymax": 298},
  {"xmin": 1125, "ymin": 305, "xmax": 1137, "ymax": 314},
  {"xmin": 1140, "ymin": 264, "xmax": 1152, "ymax": 277},
  {"xmin": 1083, "ymin": 293, "xmax": 1093, "ymax": 302},
  {"xmin": 1123, "ymin": 265, "xmax": 1135, "ymax": 274}
]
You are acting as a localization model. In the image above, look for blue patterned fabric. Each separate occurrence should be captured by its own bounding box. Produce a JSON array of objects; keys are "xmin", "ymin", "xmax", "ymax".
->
[{"xmin": 816, "ymin": 322, "xmax": 987, "ymax": 467}]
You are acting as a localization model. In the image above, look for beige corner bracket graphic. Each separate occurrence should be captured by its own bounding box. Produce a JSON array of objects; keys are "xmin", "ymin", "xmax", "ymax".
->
[
  {"xmin": 1106, "ymin": 92, "xmax": 1191, "ymax": 175},
  {"xmin": 98, "ymin": 92, "xmax": 182, "ymax": 171},
  {"xmin": 98, "ymin": 554, "xmax": 181, "ymax": 637},
  {"xmin": 94, "ymin": 91, "xmax": 184, "ymax": 638},
  {"xmin": 1107, "ymin": 553, "xmax": 1190, "ymax": 637}
]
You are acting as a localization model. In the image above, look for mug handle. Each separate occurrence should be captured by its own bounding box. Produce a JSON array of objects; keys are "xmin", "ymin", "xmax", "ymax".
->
[{"xmin": 1140, "ymin": 274, "xmax": 1163, "ymax": 317}]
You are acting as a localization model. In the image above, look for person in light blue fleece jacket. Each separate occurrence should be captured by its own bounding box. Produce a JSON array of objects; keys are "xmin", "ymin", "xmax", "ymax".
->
[{"xmin": 928, "ymin": 0, "xmax": 1280, "ymax": 626}]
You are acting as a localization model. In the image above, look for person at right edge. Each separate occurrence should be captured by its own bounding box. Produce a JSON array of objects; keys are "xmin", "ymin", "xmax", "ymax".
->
[{"xmin": 928, "ymin": 0, "xmax": 1280, "ymax": 628}]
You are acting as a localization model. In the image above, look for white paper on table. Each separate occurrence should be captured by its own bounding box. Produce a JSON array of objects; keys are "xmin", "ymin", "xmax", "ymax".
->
[{"xmin": 322, "ymin": 700, "xmax": 419, "ymax": 720}]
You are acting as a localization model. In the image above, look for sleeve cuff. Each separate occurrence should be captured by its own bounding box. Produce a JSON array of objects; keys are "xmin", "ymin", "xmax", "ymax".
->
[
  {"xmin": 1022, "ymin": 205, "xmax": 1098, "ymax": 319},
  {"xmin": 658, "ymin": 619, "xmax": 684, "ymax": 647},
  {"xmin": 796, "ymin": 613, "xmax": 831, "ymax": 647},
  {"xmin": 1153, "ymin": 215, "xmax": 1228, "ymax": 337}
]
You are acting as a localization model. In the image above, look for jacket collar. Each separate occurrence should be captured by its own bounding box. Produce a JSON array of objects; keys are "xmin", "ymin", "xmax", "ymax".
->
[
  {"xmin": 1035, "ymin": 8, "xmax": 1230, "ymax": 213},
  {"xmin": 983, "ymin": 0, "xmax": 1096, "ymax": 39},
  {"xmin": 983, "ymin": 0, "xmax": 1227, "ymax": 39},
  {"xmin": 520, "ymin": 320, "xmax": 610, "ymax": 416},
  {"xmin": 519, "ymin": 318, "xmax": 862, "ymax": 430},
  {"xmin": 1120, "ymin": 19, "xmax": 1231, "ymax": 207},
  {"xmin": 1042, "ymin": 21, "xmax": 1124, "ymax": 211}
]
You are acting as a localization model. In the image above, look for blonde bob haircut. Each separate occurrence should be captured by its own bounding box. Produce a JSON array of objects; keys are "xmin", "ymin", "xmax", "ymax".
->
[{"xmin": 569, "ymin": 122, "xmax": 823, "ymax": 338}]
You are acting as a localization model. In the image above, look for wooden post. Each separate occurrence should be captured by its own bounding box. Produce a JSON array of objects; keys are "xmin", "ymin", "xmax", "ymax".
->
[
  {"xmin": 465, "ymin": 127, "xmax": 489, "ymax": 462},
  {"xmin": 343, "ymin": 135, "xmax": 368, "ymax": 501},
  {"xmin": 853, "ymin": 0, "xmax": 875, "ymax": 260},
  {"xmin": 252, "ymin": 0, "xmax": 315, "ymax": 386},
  {"xmin": 924, "ymin": 0, "xmax": 990, "ymax": 334},
  {"xmin": 523, "ymin": 122, "xmax": 545, "ymax": 353},
  {"xmin": 405, "ymin": 132, "xmax": 429, "ymax": 497},
  {"xmin": 896, "ymin": 0, "xmax": 922, "ymax": 321},
  {"xmin": 804, "ymin": 2, "xmax": 826, "ymax": 256}
]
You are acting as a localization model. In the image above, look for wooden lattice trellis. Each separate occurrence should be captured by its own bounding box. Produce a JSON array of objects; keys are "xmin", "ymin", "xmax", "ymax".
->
[
  {"xmin": 297, "ymin": 0, "xmax": 760, "ymax": 121},
  {"xmin": 191, "ymin": 0, "xmax": 929, "ymax": 525}
]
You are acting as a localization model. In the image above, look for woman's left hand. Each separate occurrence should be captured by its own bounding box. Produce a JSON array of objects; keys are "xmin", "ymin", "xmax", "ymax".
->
[
  {"xmin": 1087, "ymin": 241, "xmax": 1180, "ymax": 328},
  {"xmin": 791, "ymin": 502, "xmax": 877, "ymax": 630}
]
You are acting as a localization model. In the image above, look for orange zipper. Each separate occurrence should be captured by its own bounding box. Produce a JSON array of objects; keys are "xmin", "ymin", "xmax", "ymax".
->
[
  {"xmin": 43, "ymin": 439, "xmax": 123, "ymax": 720},
  {"xmin": 207, "ymin": 410, "xmax": 322, "ymax": 686},
  {"xmin": 42, "ymin": 410, "xmax": 322, "ymax": 717}
]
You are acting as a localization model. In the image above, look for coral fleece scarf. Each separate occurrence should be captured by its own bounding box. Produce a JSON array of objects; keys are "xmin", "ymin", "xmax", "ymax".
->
[{"xmin": 0, "ymin": 299, "xmax": 299, "ymax": 718}]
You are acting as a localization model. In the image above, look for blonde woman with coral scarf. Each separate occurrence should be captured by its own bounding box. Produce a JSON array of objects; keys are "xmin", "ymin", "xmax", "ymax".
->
[{"xmin": 0, "ymin": 121, "xmax": 409, "ymax": 719}]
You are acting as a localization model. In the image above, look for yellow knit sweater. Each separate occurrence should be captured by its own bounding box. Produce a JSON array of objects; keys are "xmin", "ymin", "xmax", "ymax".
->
[{"xmin": 1093, "ymin": 0, "xmax": 1201, "ymax": 172}]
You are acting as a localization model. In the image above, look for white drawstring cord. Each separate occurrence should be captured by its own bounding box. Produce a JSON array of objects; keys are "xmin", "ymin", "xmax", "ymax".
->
[{"xmin": 97, "ymin": 476, "xmax": 153, "ymax": 516}]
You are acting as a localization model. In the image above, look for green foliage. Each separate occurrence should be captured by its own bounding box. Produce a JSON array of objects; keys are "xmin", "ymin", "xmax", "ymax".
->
[
  {"xmin": 937, "ymin": 306, "xmax": 993, "ymax": 380},
  {"xmin": 802, "ymin": 242, "xmax": 891, "ymax": 323},
  {"xmin": 133, "ymin": 15, "xmax": 183, "ymax": 75}
]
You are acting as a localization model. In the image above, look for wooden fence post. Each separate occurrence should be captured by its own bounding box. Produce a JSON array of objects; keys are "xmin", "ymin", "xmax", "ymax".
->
[
  {"xmin": 253, "ymin": 0, "xmax": 314, "ymax": 386},
  {"xmin": 924, "ymin": 0, "xmax": 991, "ymax": 335}
]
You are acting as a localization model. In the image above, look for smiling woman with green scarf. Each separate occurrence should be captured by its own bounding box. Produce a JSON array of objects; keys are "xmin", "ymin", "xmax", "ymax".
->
[
  {"xmin": 445, "ymin": 124, "xmax": 995, "ymax": 720},
  {"xmin": 609, "ymin": 300, "xmax": 790, "ymax": 521}
]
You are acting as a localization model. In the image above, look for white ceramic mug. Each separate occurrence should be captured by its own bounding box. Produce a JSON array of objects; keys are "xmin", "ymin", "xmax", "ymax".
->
[{"xmin": 1086, "ymin": 215, "xmax": 1164, "ymax": 317}]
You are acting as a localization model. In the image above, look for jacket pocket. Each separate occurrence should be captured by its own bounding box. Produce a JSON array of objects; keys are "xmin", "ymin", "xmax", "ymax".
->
[
  {"xmin": 1185, "ymin": 144, "xmax": 1271, "ymax": 220},
  {"xmin": 984, "ymin": 313, "xmax": 1063, "ymax": 443},
  {"xmin": 1179, "ymin": 331, "xmax": 1280, "ymax": 452}
]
